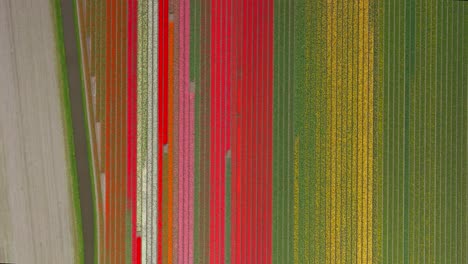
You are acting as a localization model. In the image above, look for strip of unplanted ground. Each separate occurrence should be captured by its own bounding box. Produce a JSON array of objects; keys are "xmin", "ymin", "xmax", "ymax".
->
[{"xmin": 0, "ymin": 0, "xmax": 79, "ymax": 262}]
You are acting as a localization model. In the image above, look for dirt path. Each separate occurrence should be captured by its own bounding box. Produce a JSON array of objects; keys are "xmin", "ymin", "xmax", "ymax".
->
[{"xmin": 60, "ymin": 0, "xmax": 96, "ymax": 263}]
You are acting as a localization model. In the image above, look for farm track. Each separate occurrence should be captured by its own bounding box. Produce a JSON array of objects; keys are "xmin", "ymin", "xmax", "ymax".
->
[{"xmin": 61, "ymin": 0, "xmax": 96, "ymax": 262}]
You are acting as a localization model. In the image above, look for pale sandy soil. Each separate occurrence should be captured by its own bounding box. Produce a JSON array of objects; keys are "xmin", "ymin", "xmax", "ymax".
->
[{"xmin": 0, "ymin": 0, "xmax": 77, "ymax": 263}]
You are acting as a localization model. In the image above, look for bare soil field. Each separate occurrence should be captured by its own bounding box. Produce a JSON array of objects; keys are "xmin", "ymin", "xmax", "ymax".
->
[{"xmin": 0, "ymin": 0, "xmax": 77, "ymax": 262}]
